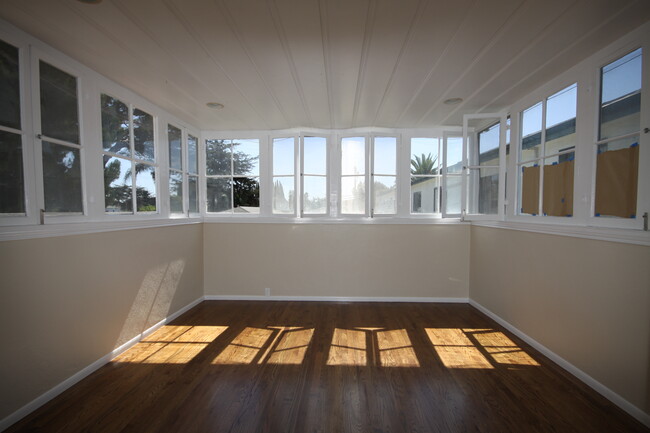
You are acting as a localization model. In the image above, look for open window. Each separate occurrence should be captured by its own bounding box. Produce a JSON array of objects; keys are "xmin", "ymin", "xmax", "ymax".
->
[{"xmin": 462, "ymin": 113, "xmax": 508, "ymax": 220}]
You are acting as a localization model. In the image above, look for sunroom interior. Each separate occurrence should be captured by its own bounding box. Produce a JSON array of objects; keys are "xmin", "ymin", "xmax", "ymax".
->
[{"xmin": 0, "ymin": 0, "xmax": 649, "ymax": 430}]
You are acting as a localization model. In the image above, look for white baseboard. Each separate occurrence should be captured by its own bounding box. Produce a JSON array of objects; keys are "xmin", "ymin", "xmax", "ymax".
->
[
  {"xmin": 204, "ymin": 295, "xmax": 469, "ymax": 303},
  {"xmin": 468, "ymin": 299, "xmax": 650, "ymax": 428},
  {"xmin": 0, "ymin": 296, "xmax": 204, "ymax": 432}
]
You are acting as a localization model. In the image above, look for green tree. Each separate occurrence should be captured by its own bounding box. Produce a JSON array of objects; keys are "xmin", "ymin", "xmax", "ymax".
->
[{"xmin": 411, "ymin": 153, "xmax": 438, "ymax": 175}]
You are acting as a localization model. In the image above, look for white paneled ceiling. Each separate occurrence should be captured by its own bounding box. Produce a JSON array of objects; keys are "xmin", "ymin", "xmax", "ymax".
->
[{"xmin": 1, "ymin": 0, "xmax": 649, "ymax": 130}]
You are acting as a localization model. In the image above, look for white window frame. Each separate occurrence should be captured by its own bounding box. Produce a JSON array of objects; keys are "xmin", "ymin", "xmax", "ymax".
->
[
  {"xmin": 186, "ymin": 131, "xmax": 201, "ymax": 217},
  {"xmin": 338, "ymin": 134, "xmax": 369, "ymax": 217},
  {"xmin": 442, "ymin": 132, "xmax": 463, "ymax": 219},
  {"xmin": 270, "ymin": 133, "xmax": 298, "ymax": 218},
  {"xmin": 370, "ymin": 133, "xmax": 399, "ymax": 218},
  {"xmin": 31, "ymin": 46, "xmax": 88, "ymax": 223},
  {"xmin": 300, "ymin": 133, "xmax": 330, "ymax": 218},
  {"xmin": 0, "ymin": 28, "xmax": 35, "ymax": 226},
  {"xmin": 462, "ymin": 113, "xmax": 508, "ymax": 221},
  {"xmin": 408, "ymin": 136, "xmax": 442, "ymax": 217}
]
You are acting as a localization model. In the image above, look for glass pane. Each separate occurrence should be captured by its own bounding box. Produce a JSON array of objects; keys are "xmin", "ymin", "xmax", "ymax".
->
[
  {"xmin": 168, "ymin": 124, "xmax": 182, "ymax": 170},
  {"xmin": 42, "ymin": 141, "xmax": 82, "ymax": 212},
  {"xmin": 468, "ymin": 167, "xmax": 499, "ymax": 214},
  {"xmin": 188, "ymin": 134, "xmax": 198, "ymax": 174},
  {"xmin": 169, "ymin": 171, "xmax": 183, "ymax": 214},
  {"xmin": 444, "ymin": 175, "xmax": 462, "ymax": 214},
  {"xmin": 373, "ymin": 175, "xmax": 396, "ymax": 214},
  {"xmin": 411, "ymin": 176, "xmax": 439, "ymax": 214},
  {"xmin": 104, "ymin": 156, "xmax": 132, "ymax": 213},
  {"xmin": 478, "ymin": 123, "xmax": 500, "ymax": 166},
  {"xmin": 595, "ymin": 141, "xmax": 639, "ymax": 218},
  {"xmin": 341, "ymin": 175, "xmax": 365, "ymax": 214},
  {"xmin": 341, "ymin": 137, "xmax": 365, "ymax": 175},
  {"xmin": 233, "ymin": 139, "xmax": 259, "ymax": 176},
  {"xmin": 304, "ymin": 136, "xmax": 327, "ymax": 175},
  {"xmin": 543, "ymin": 158, "xmax": 573, "ymax": 217},
  {"xmin": 0, "ymin": 39, "xmax": 21, "ymax": 130},
  {"xmin": 600, "ymin": 48, "xmax": 642, "ymax": 141},
  {"xmin": 133, "ymin": 108, "xmax": 154, "ymax": 162},
  {"xmin": 135, "ymin": 163, "xmax": 156, "ymax": 212},
  {"xmin": 521, "ymin": 102, "xmax": 542, "ymax": 162},
  {"xmin": 40, "ymin": 61, "xmax": 79, "ymax": 144},
  {"xmin": 545, "ymin": 84, "xmax": 577, "ymax": 157},
  {"xmin": 233, "ymin": 177, "xmax": 259, "ymax": 213},
  {"xmin": 303, "ymin": 176, "xmax": 327, "ymax": 214},
  {"xmin": 272, "ymin": 176, "xmax": 295, "ymax": 214},
  {"xmin": 188, "ymin": 175, "xmax": 199, "ymax": 213},
  {"xmin": 206, "ymin": 178, "xmax": 232, "ymax": 213},
  {"xmin": 0, "ymin": 130, "xmax": 24, "ymax": 213},
  {"xmin": 206, "ymin": 139, "xmax": 232, "ymax": 176},
  {"xmin": 273, "ymin": 137, "xmax": 294, "ymax": 176},
  {"xmin": 411, "ymin": 138, "xmax": 439, "ymax": 175},
  {"xmin": 519, "ymin": 161, "xmax": 540, "ymax": 216},
  {"xmin": 374, "ymin": 137, "xmax": 396, "ymax": 175},
  {"xmin": 101, "ymin": 94, "xmax": 130, "ymax": 156},
  {"xmin": 445, "ymin": 137, "xmax": 463, "ymax": 173}
]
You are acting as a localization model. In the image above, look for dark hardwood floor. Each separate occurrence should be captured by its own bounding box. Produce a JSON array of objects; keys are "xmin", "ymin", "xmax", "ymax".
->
[{"xmin": 7, "ymin": 301, "xmax": 649, "ymax": 432}]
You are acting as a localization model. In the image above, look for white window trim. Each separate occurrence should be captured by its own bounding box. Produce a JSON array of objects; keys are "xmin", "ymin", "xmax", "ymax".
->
[
  {"xmin": 300, "ymin": 132, "xmax": 331, "ymax": 219},
  {"xmin": 270, "ymin": 134, "xmax": 298, "ymax": 218}
]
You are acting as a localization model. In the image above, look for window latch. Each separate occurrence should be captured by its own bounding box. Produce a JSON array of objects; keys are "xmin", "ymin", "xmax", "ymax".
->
[
  {"xmin": 39, "ymin": 208, "xmax": 45, "ymax": 225},
  {"xmin": 643, "ymin": 212, "xmax": 648, "ymax": 231},
  {"xmin": 643, "ymin": 127, "xmax": 649, "ymax": 134}
]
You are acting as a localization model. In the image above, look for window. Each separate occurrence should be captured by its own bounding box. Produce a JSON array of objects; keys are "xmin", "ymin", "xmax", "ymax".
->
[
  {"xmin": 372, "ymin": 137, "xmax": 397, "ymax": 215},
  {"xmin": 410, "ymin": 138, "xmax": 440, "ymax": 214},
  {"xmin": 272, "ymin": 137, "xmax": 296, "ymax": 215},
  {"xmin": 340, "ymin": 136, "xmax": 366, "ymax": 215},
  {"xmin": 443, "ymin": 136, "xmax": 463, "ymax": 216},
  {"xmin": 187, "ymin": 134, "xmax": 199, "ymax": 214},
  {"xmin": 39, "ymin": 61, "xmax": 84, "ymax": 214},
  {"xmin": 0, "ymin": 38, "xmax": 25, "ymax": 215},
  {"xmin": 301, "ymin": 136, "xmax": 327, "ymax": 215},
  {"xmin": 518, "ymin": 83, "xmax": 577, "ymax": 217},
  {"xmin": 168, "ymin": 124, "xmax": 183, "ymax": 214},
  {"xmin": 101, "ymin": 94, "xmax": 157, "ymax": 214},
  {"xmin": 205, "ymin": 139, "xmax": 260, "ymax": 214},
  {"xmin": 594, "ymin": 48, "xmax": 642, "ymax": 219}
]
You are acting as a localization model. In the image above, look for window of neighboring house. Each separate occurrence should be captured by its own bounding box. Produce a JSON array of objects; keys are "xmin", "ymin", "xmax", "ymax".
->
[
  {"xmin": 594, "ymin": 48, "xmax": 642, "ymax": 219},
  {"xmin": 205, "ymin": 138, "xmax": 260, "ymax": 214},
  {"xmin": 101, "ymin": 94, "xmax": 157, "ymax": 214},
  {"xmin": 518, "ymin": 83, "xmax": 577, "ymax": 217},
  {"xmin": 39, "ymin": 60, "xmax": 84, "ymax": 214},
  {"xmin": 301, "ymin": 135, "xmax": 328, "ymax": 215},
  {"xmin": 168, "ymin": 124, "xmax": 183, "ymax": 214},
  {"xmin": 0, "ymin": 38, "xmax": 25, "ymax": 215},
  {"xmin": 187, "ymin": 134, "xmax": 199, "ymax": 214},
  {"xmin": 410, "ymin": 138, "xmax": 441, "ymax": 214},
  {"xmin": 272, "ymin": 137, "xmax": 296, "ymax": 215}
]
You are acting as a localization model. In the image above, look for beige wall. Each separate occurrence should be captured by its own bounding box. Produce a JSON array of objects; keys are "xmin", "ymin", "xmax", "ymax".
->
[
  {"xmin": 0, "ymin": 224, "xmax": 204, "ymax": 420},
  {"xmin": 470, "ymin": 225, "xmax": 650, "ymax": 415},
  {"xmin": 204, "ymin": 223, "xmax": 470, "ymax": 299}
]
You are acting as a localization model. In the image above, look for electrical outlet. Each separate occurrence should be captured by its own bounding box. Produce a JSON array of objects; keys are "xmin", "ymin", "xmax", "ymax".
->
[{"xmin": 264, "ymin": 287, "xmax": 271, "ymax": 297}]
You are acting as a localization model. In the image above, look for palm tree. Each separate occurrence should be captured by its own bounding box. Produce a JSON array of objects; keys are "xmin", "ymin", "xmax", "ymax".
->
[{"xmin": 411, "ymin": 153, "xmax": 438, "ymax": 175}]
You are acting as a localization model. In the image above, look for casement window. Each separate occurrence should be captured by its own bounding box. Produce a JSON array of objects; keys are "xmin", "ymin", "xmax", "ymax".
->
[
  {"xmin": 301, "ymin": 135, "xmax": 328, "ymax": 216},
  {"xmin": 168, "ymin": 124, "xmax": 183, "ymax": 214},
  {"xmin": 340, "ymin": 135, "xmax": 397, "ymax": 217},
  {"xmin": 38, "ymin": 60, "xmax": 84, "ymax": 214},
  {"xmin": 0, "ymin": 38, "xmax": 25, "ymax": 216},
  {"xmin": 518, "ymin": 83, "xmax": 577, "ymax": 217},
  {"xmin": 205, "ymin": 138, "xmax": 260, "ymax": 214},
  {"xmin": 187, "ymin": 134, "xmax": 199, "ymax": 214},
  {"xmin": 272, "ymin": 136, "xmax": 297, "ymax": 215},
  {"xmin": 594, "ymin": 48, "xmax": 643, "ymax": 221},
  {"xmin": 442, "ymin": 135, "xmax": 463, "ymax": 216},
  {"xmin": 410, "ymin": 138, "xmax": 441, "ymax": 214},
  {"xmin": 101, "ymin": 94, "xmax": 157, "ymax": 214}
]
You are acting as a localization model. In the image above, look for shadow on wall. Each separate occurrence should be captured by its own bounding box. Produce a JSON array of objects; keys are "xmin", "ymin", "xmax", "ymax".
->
[{"xmin": 114, "ymin": 259, "xmax": 186, "ymax": 349}]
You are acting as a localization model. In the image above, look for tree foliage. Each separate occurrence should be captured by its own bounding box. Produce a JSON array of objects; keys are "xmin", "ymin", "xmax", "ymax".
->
[
  {"xmin": 411, "ymin": 153, "xmax": 438, "ymax": 175},
  {"xmin": 206, "ymin": 140, "xmax": 259, "ymax": 212}
]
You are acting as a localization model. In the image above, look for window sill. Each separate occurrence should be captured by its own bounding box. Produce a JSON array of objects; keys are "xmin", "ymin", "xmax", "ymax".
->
[
  {"xmin": 202, "ymin": 215, "xmax": 466, "ymax": 225},
  {"xmin": 0, "ymin": 217, "xmax": 202, "ymax": 242},
  {"xmin": 472, "ymin": 220, "xmax": 650, "ymax": 246}
]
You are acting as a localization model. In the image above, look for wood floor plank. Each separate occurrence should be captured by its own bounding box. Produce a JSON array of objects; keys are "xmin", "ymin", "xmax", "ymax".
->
[{"xmin": 6, "ymin": 301, "xmax": 649, "ymax": 433}]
